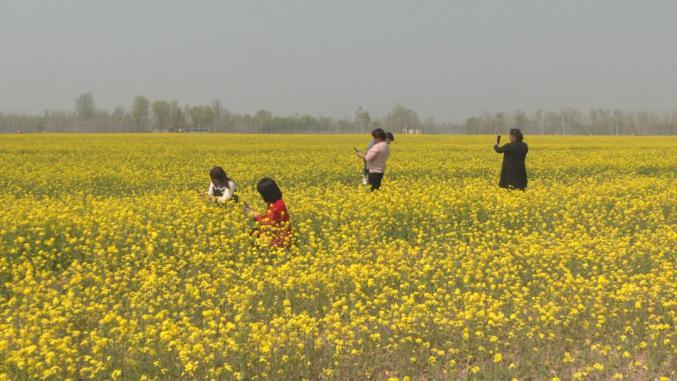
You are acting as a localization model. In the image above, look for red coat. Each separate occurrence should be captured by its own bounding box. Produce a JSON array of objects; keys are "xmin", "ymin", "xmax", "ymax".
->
[{"xmin": 254, "ymin": 199, "xmax": 292, "ymax": 248}]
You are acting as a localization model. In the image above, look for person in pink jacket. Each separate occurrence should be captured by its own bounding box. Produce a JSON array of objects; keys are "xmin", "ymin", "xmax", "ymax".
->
[{"xmin": 355, "ymin": 128, "xmax": 390, "ymax": 191}]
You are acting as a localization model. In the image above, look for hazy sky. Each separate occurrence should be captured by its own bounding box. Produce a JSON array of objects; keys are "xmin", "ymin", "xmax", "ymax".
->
[{"xmin": 1, "ymin": 1, "xmax": 676, "ymax": 122}]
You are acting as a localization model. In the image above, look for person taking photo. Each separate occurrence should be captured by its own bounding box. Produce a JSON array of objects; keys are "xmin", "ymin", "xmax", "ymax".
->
[{"xmin": 494, "ymin": 128, "xmax": 528, "ymax": 190}]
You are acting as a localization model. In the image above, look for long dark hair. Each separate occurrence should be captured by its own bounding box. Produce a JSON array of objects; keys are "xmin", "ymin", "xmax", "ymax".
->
[
  {"xmin": 257, "ymin": 178, "xmax": 283, "ymax": 204},
  {"xmin": 510, "ymin": 128, "xmax": 524, "ymax": 142},
  {"xmin": 210, "ymin": 166, "xmax": 231, "ymax": 186}
]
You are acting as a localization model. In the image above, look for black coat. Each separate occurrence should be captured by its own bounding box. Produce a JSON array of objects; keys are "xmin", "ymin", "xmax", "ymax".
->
[{"xmin": 494, "ymin": 141, "xmax": 528, "ymax": 190}]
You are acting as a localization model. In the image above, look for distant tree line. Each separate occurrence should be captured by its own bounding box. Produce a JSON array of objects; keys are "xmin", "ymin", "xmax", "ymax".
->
[
  {"xmin": 463, "ymin": 109, "xmax": 677, "ymax": 136},
  {"xmin": 1, "ymin": 92, "xmax": 675, "ymax": 135}
]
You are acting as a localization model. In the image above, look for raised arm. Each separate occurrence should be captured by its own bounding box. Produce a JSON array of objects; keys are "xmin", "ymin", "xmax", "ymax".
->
[
  {"xmin": 364, "ymin": 146, "xmax": 379, "ymax": 161},
  {"xmin": 494, "ymin": 143, "xmax": 514, "ymax": 154}
]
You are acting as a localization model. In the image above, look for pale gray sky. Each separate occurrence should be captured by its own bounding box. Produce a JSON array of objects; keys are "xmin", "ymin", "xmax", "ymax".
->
[{"xmin": 1, "ymin": 1, "xmax": 676, "ymax": 121}]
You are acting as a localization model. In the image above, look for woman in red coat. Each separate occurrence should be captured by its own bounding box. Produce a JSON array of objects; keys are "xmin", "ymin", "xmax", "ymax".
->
[{"xmin": 246, "ymin": 178, "xmax": 292, "ymax": 249}]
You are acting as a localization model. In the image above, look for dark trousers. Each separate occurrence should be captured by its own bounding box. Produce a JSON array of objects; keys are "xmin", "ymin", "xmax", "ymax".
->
[{"xmin": 368, "ymin": 172, "xmax": 384, "ymax": 191}]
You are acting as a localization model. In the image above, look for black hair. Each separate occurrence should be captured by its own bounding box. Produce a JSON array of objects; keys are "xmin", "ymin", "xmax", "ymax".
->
[
  {"xmin": 210, "ymin": 166, "xmax": 231, "ymax": 185},
  {"xmin": 510, "ymin": 128, "xmax": 524, "ymax": 142},
  {"xmin": 256, "ymin": 178, "xmax": 283, "ymax": 204},
  {"xmin": 371, "ymin": 128, "xmax": 387, "ymax": 140},
  {"xmin": 386, "ymin": 132, "xmax": 394, "ymax": 141}
]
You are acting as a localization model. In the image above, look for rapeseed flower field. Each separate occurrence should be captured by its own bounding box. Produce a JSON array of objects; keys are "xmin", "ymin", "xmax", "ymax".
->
[{"xmin": 0, "ymin": 134, "xmax": 675, "ymax": 380}]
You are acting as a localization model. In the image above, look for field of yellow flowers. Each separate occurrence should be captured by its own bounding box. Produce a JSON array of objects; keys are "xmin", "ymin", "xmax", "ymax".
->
[{"xmin": 0, "ymin": 134, "xmax": 675, "ymax": 380}]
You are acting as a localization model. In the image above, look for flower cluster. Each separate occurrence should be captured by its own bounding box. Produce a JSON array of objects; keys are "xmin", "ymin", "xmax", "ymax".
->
[{"xmin": 0, "ymin": 134, "xmax": 674, "ymax": 380}]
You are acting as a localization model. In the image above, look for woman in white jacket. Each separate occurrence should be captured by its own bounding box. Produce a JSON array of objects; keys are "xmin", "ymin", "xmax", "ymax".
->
[{"xmin": 204, "ymin": 166, "xmax": 238, "ymax": 203}]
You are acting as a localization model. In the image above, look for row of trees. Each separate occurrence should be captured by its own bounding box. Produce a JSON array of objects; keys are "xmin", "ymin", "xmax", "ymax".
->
[
  {"xmin": 1, "ymin": 93, "xmax": 399, "ymax": 134},
  {"xmin": 1, "ymin": 92, "xmax": 676, "ymax": 134},
  {"xmin": 464, "ymin": 109, "xmax": 677, "ymax": 136}
]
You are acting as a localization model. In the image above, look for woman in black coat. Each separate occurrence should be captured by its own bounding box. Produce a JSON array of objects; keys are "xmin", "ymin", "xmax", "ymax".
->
[{"xmin": 493, "ymin": 128, "xmax": 528, "ymax": 190}]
